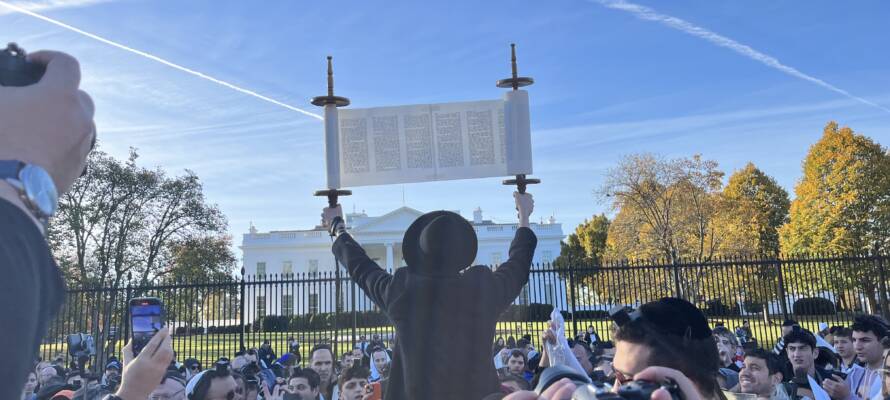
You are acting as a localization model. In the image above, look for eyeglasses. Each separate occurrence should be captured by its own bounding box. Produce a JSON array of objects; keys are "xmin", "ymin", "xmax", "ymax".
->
[{"xmin": 190, "ymin": 366, "xmax": 201, "ymax": 371}]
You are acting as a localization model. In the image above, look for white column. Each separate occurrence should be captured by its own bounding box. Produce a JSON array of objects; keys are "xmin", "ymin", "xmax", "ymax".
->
[{"xmin": 386, "ymin": 243, "xmax": 394, "ymax": 271}]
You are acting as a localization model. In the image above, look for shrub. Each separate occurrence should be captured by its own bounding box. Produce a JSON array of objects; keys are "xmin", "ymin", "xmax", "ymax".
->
[
  {"xmin": 573, "ymin": 310, "xmax": 610, "ymax": 320},
  {"xmin": 497, "ymin": 303, "xmax": 554, "ymax": 322},
  {"xmin": 793, "ymin": 297, "xmax": 835, "ymax": 315},
  {"xmin": 742, "ymin": 301, "xmax": 764, "ymax": 314},
  {"xmin": 703, "ymin": 299, "xmax": 741, "ymax": 316}
]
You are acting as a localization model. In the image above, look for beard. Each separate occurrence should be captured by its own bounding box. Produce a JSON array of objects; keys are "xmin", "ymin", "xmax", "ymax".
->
[{"xmin": 283, "ymin": 393, "xmax": 303, "ymax": 400}]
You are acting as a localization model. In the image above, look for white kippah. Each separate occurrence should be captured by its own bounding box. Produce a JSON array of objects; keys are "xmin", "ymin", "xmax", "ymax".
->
[{"xmin": 185, "ymin": 370, "xmax": 209, "ymax": 397}]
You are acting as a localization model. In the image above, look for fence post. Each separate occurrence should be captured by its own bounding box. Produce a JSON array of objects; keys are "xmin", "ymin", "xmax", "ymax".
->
[
  {"xmin": 239, "ymin": 268, "xmax": 246, "ymax": 352},
  {"xmin": 123, "ymin": 275, "xmax": 133, "ymax": 350},
  {"xmin": 775, "ymin": 260, "xmax": 789, "ymax": 321},
  {"xmin": 567, "ymin": 262, "xmax": 579, "ymax": 336},
  {"xmin": 672, "ymin": 254, "xmax": 683, "ymax": 299},
  {"xmin": 351, "ymin": 281, "xmax": 357, "ymax": 347},
  {"xmin": 876, "ymin": 255, "xmax": 889, "ymax": 320}
]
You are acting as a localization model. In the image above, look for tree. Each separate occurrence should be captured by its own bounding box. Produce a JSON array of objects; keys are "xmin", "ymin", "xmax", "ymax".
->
[
  {"xmin": 716, "ymin": 163, "xmax": 790, "ymax": 256},
  {"xmin": 600, "ymin": 153, "xmax": 724, "ymax": 262},
  {"xmin": 161, "ymin": 236, "xmax": 238, "ymax": 326},
  {"xmin": 599, "ymin": 153, "xmax": 726, "ymax": 301},
  {"xmin": 779, "ymin": 121, "xmax": 890, "ymax": 313},
  {"xmin": 47, "ymin": 147, "xmax": 229, "ymax": 369},
  {"xmin": 555, "ymin": 214, "xmax": 610, "ymax": 266},
  {"xmin": 49, "ymin": 148, "xmax": 228, "ymax": 287}
]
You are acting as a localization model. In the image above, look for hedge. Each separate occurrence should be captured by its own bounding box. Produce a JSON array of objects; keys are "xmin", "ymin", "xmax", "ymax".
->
[
  {"xmin": 252, "ymin": 310, "xmax": 393, "ymax": 332},
  {"xmin": 498, "ymin": 303, "xmax": 554, "ymax": 322},
  {"xmin": 703, "ymin": 299, "xmax": 741, "ymax": 316},
  {"xmin": 793, "ymin": 297, "xmax": 835, "ymax": 315}
]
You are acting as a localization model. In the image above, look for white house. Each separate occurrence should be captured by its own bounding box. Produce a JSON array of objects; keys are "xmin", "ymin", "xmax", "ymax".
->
[{"xmin": 240, "ymin": 207, "xmax": 566, "ymax": 320}]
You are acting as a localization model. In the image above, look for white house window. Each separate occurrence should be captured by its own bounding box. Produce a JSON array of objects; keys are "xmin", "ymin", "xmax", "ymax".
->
[
  {"xmin": 308, "ymin": 260, "xmax": 319, "ymax": 276},
  {"xmin": 256, "ymin": 262, "xmax": 266, "ymax": 279},
  {"xmin": 491, "ymin": 253, "xmax": 502, "ymax": 266},
  {"xmin": 308, "ymin": 293, "xmax": 319, "ymax": 314},
  {"xmin": 256, "ymin": 295, "xmax": 266, "ymax": 318},
  {"xmin": 282, "ymin": 294, "xmax": 293, "ymax": 315},
  {"xmin": 282, "ymin": 261, "xmax": 293, "ymax": 277}
]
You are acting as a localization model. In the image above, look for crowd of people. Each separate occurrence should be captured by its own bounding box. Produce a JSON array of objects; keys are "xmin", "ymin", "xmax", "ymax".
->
[
  {"xmin": 5, "ymin": 47, "xmax": 890, "ymax": 400},
  {"xmin": 22, "ymin": 308, "xmax": 890, "ymax": 400},
  {"xmin": 22, "ymin": 333, "xmax": 396, "ymax": 400}
]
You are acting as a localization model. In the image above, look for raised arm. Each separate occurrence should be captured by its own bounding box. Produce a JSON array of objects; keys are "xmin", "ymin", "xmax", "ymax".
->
[
  {"xmin": 323, "ymin": 205, "xmax": 393, "ymax": 309},
  {"xmin": 492, "ymin": 192, "xmax": 537, "ymax": 310}
]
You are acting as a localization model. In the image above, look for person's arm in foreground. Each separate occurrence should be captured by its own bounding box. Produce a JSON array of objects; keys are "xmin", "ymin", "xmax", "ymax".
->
[
  {"xmin": 493, "ymin": 192, "xmax": 537, "ymax": 310},
  {"xmin": 0, "ymin": 49, "xmax": 94, "ymax": 400},
  {"xmin": 324, "ymin": 204, "xmax": 393, "ymax": 309},
  {"xmin": 111, "ymin": 328, "xmax": 175, "ymax": 400}
]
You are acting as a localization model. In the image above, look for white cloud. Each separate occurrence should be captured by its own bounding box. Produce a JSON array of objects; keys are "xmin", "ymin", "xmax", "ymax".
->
[
  {"xmin": 0, "ymin": 0, "xmax": 111, "ymax": 15},
  {"xmin": 592, "ymin": 0, "xmax": 890, "ymax": 115}
]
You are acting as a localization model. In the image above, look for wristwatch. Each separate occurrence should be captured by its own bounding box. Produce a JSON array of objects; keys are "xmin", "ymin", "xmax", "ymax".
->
[{"xmin": 0, "ymin": 160, "xmax": 58, "ymax": 230}]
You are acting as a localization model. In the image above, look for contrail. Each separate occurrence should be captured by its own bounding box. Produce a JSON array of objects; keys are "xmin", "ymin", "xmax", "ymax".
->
[
  {"xmin": 593, "ymin": 0, "xmax": 890, "ymax": 114},
  {"xmin": 0, "ymin": 0, "xmax": 324, "ymax": 120}
]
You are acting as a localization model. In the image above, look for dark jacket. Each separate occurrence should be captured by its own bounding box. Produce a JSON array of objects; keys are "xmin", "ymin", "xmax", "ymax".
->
[{"xmin": 332, "ymin": 227, "xmax": 537, "ymax": 400}]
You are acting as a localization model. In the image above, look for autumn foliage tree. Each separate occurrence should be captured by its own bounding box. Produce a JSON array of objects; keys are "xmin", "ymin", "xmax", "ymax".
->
[
  {"xmin": 779, "ymin": 121, "xmax": 890, "ymax": 313},
  {"xmin": 716, "ymin": 163, "xmax": 790, "ymax": 256}
]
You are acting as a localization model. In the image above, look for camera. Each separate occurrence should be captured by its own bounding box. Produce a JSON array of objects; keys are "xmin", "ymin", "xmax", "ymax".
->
[
  {"xmin": 572, "ymin": 379, "xmax": 683, "ymax": 400},
  {"xmin": 0, "ymin": 43, "xmax": 46, "ymax": 87},
  {"xmin": 67, "ymin": 333, "xmax": 96, "ymax": 358}
]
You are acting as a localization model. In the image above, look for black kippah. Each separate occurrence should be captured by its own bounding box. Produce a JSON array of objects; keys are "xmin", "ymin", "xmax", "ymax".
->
[{"xmin": 638, "ymin": 297, "xmax": 712, "ymax": 340}]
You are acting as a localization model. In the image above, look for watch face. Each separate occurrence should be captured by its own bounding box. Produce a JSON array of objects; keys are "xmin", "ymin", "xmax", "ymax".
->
[{"xmin": 19, "ymin": 164, "xmax": 58, "ymax": 218}]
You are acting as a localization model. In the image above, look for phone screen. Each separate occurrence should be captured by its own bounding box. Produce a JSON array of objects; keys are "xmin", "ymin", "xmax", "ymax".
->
[
  {"xmin": 130, "ymin": 299, "xmax": 163, "ymax": 355},
  {"xmin": 131, "ymin": 304, "xmax": 163, "ymax": 333}
]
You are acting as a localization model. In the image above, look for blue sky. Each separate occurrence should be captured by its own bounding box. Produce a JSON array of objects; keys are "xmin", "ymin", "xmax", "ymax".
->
[{"xmin": 4, "ymin": 0, "xmax": 890, "ymax": 253}]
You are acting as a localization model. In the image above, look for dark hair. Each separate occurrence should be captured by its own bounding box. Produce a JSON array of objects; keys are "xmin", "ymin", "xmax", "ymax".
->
[
  {"xmin": 370, "ymin": 347, "xmax": 388, "ymax": 359},
  {"xmin": 506, "ymin": 336, "xmax": 517, "ymax": 348},
  {"xmin": 516, "ymin": 338, "xmax": 531, "ymax": 349},
  {"xmin": 310, "ymin": 344, "xmax": 334, "ymax": 362},
  {"xmin": 337, "ymin": 365, "xmax": 370, "ymax": 390},
  {"xmin": 851, "ymin": 315, "xmax": 890, "ymax": 340},
  {"xmin": 713, "ymin": 326, "xmax": 739, "ymax": 346},
  {"xmin": 160, "ymin": 368, "xmax": 186, "ymax": 386},
  {"xmin": 290, "ymin": 368, "xmax": 321, "ymax": 390},
  {"xmin": 499, "ymin": 372, "xmax": 530, "ymax": 391},
  {"xmin": 744, "ymin": 348, "xmax": 784, "ymax": 376},
  {"xmin": 507, "ymin": 349, "xmax": 527, "ymax": 365},
  {"xmin": 596, "ymin": 341, "xmax": 615, "ymax": 350},
  {"xmin": 613, "ymin": 316, "xmax": 722, "ymax": 399},
  {"xmin": 782, "ymin": 319, "xmax": 798, "ymax": 327},
  {"xmin": 833, "ymin": 327, "xmax": 853, "ymax": 339},
  {"xmin": 189, "ymin": 365, "xmax": 232, "ymax": 400},
  {"xmin": 783, "ymin": 328, "xmax": 816, "ymax": 350},
  {"xmin": 816, "ymin": 347, "xmax": 839, "ymax": 369}
]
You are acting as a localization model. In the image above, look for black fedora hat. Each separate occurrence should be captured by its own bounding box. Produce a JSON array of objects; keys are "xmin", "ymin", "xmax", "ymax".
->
[{"xmin": 402, "ymin": 211, "xmax": 478, "ymax": 275}]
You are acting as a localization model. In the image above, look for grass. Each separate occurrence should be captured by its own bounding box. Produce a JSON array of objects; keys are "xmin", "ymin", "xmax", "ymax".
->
[{"xmin": 41, "ymin": 316, "xmax": 851, "ymax": 366}]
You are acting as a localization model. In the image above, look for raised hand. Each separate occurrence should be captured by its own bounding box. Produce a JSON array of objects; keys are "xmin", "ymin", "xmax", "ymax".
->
[{"xmin": 514, "ymin": 192, "xmax": 534, "ymax": 228}]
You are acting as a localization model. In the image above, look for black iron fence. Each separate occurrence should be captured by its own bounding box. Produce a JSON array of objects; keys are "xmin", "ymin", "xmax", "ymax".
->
[{"xmin": 42, "ymin": 253, "xmax": 889, "ymax": 371}]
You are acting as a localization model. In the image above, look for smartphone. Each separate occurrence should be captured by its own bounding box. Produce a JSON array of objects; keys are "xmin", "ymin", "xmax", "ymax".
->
[
  {"xmin": 130, "ymin": 297, "xmax": 164, "ymax": 356},
  {"xmin": 830, "ymin": 370, "xmax": 848, "ymax": 380},
  {"xmin": 366, "ymin": 381, "xmax": 382, "ymax": 400}
]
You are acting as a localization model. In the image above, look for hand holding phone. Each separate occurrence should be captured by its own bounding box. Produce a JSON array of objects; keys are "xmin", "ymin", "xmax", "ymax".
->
[
  {"xmin": 363, "ymin": 381, "xmax": 382, "ymax": 400},
  {"xmin": 129, "ymin": 297, "xmax": 165, "ymax": 356}
]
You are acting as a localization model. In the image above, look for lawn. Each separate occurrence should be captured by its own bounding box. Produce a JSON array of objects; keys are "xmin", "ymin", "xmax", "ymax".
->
[{"xmin": 41, "ymin": 316, "xmax": 851, "ymax": 366}]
